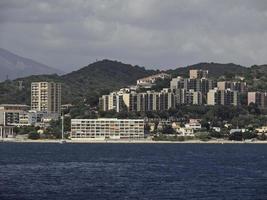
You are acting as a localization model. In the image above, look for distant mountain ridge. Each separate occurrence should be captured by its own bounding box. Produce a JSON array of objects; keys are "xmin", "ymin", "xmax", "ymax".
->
[{"xmin": 0, "ymin": 48, "xmax": 63, "ymax": 81}]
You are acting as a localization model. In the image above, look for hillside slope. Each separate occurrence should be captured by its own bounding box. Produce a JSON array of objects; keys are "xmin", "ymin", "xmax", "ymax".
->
[{"xmin": 0, "ymin": 60, "xmax": 156, "ymax": 105}]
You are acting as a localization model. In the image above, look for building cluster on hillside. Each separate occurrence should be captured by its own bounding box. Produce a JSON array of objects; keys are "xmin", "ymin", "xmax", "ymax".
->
[
  {"xmin": 0, "ymin": 82, "xmax": 61, "ymax": 139},
  {"xmin": 2, "ymin": 69, "xmax": 267, "ymax": 141},
  {"xmin": 99, "ymin": 70, "xmax": 248, "ymax": 112},
  {"xmin": 136, "ymin": 73, "xmax": 171, "ymax": 88}
]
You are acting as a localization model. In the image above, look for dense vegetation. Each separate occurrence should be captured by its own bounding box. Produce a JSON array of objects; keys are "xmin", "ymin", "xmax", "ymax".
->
[
  {"xmin": 167, "ymin": 62, "xmax": 248, "ymax": 78},
  {"xmin": 0, "ymin": 60, "xmax": 156, "ymax": 105}
]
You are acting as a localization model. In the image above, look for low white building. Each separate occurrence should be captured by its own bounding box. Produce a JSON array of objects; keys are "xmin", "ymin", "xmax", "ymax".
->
[
  {"xmin": 229, "ymin": 128, "xmax": 248, "ymax": 134},
  {"xmin": 137, "ymin": 73, "xmax": 171, "ymax": 88},
  {"xmin": 256, "ymin": 126, "xmax": 267, "ymax": 133},
  {"xmin": 212, "ymin": 127, "xmax": 221, "ymax": 132},
  {"xmin": 185, "ymin": 119, "xmax": 202, "ymax": 130},
  {"xmin": 178, "ymin": 127, "xmax": 195, "ymax": 136},
  {"xmin": 71, "ymin": 118, "xmax": 144, "ymax": 140}
]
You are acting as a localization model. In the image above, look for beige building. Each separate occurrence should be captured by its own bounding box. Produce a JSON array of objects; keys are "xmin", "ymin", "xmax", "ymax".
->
[
  {"xmin": 174, "ymin": 89, "xmax": 203, "ymax": 105},
  {"xmin": 170, "ymin": 76, "xmax": 216, "ymax": 96},
  {"xmin": 0, "ymin": 104, "xmax": 30, "ymax": 126},
  {"xmin": 189, "ymin": 69, "xmax": 208, "ymax": 79},
  {"xmin": 71, "ymin": 118, "xmax": 144, "ymax": 139},
  {"xmin": 31, "ymin": 82, "xmax": 61, "ymax": 113},
  {"xmin": 99, "ymin": 90, "xmax": 176, "ymax": 113},
  {"xmin": 207, "ymin": 88, "xmax": 239, "ymax": 106},
  {"xmin": 247, "ymin": 92, "xmax": 267, "ymax": 108},
  {"xmin": 217, "ymin": 81, "xmax": 247, "ymax": 93}
]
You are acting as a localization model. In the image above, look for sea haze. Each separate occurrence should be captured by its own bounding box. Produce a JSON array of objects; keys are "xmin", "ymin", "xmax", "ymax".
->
[{"xmin": 0, "ymin": 143, "xmax": 267, "ymax": 200}]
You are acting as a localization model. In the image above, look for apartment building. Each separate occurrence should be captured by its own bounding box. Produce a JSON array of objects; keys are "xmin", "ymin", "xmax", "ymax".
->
[
  {"xmin": 71, "ymin": 118, "xmax": 144, "ymax": 139},
  {"xmin": 31, "ymin": 82, "xmax": 61, "ymax": 114},
  {"xmin": 175, "ymin": 89, "xmax": 203, "ymax": 105},
  {"xmin": 0, "ymin": 104, "xmax": 58, "ymax": 127},
  {"xmin": 247, "ymin": 92, "xmax": 267, "ymax": 108},
  {"xmin": 0, "ymin": 104, "xmax": 30, "ymax": 126},
  {"xmin": 170, "ymin": 76, "xmax": 216, "ymax": 95},
  {"xmin": 189, "ymin": 69, "xmax": 208, "ymax": 79},
  {"xmin": 217, "ymin": 81, "xmax": 247, "ymax": 93},
  {"xmin": 207, "ymin": 88, "xmax": 240, "ymax": 106},
  {"xmin": 99, "ymin": 90, "xmax": 176, "ymax": 113}
]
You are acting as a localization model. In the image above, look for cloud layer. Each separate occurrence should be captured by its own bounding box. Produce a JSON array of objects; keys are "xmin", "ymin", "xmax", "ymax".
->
[{"xmin": 1, "ymin": 0, "xmax": 267, "ymax": 71}]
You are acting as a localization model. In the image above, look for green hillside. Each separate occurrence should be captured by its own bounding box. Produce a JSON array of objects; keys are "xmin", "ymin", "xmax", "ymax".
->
[
  {"xmin": 0, "ymin": 60, "xmax": 156, "ymax": 105},
  {"xmin": 0, "ymin": 60, "xmax": 266, "ymax": 107},
  {"xmin": 168, "ymin": 62, "xmax": 248, "ymax": 78}
]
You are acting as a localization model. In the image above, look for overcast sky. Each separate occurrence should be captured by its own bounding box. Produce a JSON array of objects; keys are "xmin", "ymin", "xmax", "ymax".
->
[{"xmin": 1, "ymin": 0, "xmax": 267, "ymax": 72}]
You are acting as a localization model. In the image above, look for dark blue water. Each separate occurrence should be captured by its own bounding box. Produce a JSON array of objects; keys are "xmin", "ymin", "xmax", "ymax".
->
[{"xmin": 0, "ymin": 143, "xmax": 267, "ymax": 200}]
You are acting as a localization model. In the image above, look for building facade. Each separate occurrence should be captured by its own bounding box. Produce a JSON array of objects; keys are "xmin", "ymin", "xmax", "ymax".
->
[
  {"xmin": 189, "ymin": 69, "xmax": 208, "ymax": 79},
  {"xmin": 0, "ymin": 104, "xmax": 30, "ymax": 126},
  {"xmin": 217, "ymin": 81, "xmax": 247, "ymax": 93},
  {"xmin": 170, "ymin": 76, "xmax": 216, "ymax": 96},
  {"xmin": 0, "ymin": 126, "xmax": 15, "ymax": 139},
  {"xmin": 207, "ymin": 88, "xmax": 240, "ymax": 106},
  {"xmin": 31, "ymin": 82, "xmax": 61, "ymax": 114},
  {"xmin": 71, "ymin": 118, "xmax": 144, "ymax": 139},
  {"xmin": 99, "ymin": 90, "xmax": 176, "ymax": 113},
  {"xmin": 248, "ymin": 92, "xmax": 267, "ymax": 108}
]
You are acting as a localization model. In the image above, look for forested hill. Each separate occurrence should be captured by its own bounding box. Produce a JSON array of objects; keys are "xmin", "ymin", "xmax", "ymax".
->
[
  {"xmin": 62, "ymin": 60, "xmax": 157, "ymax": 104},
  {"xmin": 0, "ymin": 60, "xmax": 157, "ymax": 105},
  {"xmin": 168, "ymin": 62, "xmax": 248, "ymax": 78},
  {"xmin": 0, "ymin": 59, "xmax": 266, "ymax": 106}
]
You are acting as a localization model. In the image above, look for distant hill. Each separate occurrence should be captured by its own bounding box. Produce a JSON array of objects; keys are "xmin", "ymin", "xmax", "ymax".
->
[
  {"xmin": 0, "ymin": 60, "xmax": 156, "ymax": 105},
  {"xmin": 0, "ymin": 48, "xmax": 63, "ymax": 81},
  {"xmin": 168, "ymin": 62, "xmax": 248, "ymax": 78}
]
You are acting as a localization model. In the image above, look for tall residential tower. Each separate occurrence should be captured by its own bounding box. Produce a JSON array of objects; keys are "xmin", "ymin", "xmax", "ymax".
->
[{"xmin": 31, "ymin": 82, "xmax": 62, "ymax": 114}]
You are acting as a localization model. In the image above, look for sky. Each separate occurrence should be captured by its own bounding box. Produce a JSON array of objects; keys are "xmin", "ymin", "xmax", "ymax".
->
[{"xmin": 1, "ymin": 0, "xmax": 267, "ymax": 72}]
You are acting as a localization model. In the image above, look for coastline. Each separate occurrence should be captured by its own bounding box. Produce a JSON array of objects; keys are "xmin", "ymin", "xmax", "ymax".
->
[{"xmin": 1, "ymin": 138, "xmax": 267, "ymax": 144}]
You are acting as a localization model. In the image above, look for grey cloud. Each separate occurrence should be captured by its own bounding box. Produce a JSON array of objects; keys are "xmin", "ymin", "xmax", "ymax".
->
[{"xmin": 1, "ymin": 0, "xmax": 267, "ymax": 72}]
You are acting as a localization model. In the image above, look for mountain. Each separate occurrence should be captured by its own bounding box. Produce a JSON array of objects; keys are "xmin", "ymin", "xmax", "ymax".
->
[
  {"xmin": 0, "ymin": 48, "xmax": 63, "ymax": 81},
  {"xmin": 0, "ymin": 60, "xmax": 156, "ymax": 105},
  {"xmin": 168, "ymin": 62, "xmax": 248, "ymax": 78}
]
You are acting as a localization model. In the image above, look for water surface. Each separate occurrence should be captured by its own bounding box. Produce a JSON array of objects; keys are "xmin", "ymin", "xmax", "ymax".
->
[{"xmin": 0, "ymin": 143, "xmax": 267, "ymax": 199}]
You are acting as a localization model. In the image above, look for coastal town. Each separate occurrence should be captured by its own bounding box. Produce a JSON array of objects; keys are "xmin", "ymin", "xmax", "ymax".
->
[{"xmin": 1, "ymin": 69, "xmax": 267, "ymax": 143}]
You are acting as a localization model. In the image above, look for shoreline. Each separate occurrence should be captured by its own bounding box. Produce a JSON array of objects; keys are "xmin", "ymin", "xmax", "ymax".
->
[{"xmin": 1, "ymin": 138, "xmax": 267, "ymax": 144}]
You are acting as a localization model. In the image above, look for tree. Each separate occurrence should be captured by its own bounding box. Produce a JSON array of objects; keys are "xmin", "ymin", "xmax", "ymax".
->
[
  {"xmin": 258, "ymin": 133, "xmax": 267, "ymax": 141},
  {"xmin": 242, "ymin": 131, "xmax": 257, "ymax": 140},
  {"xmin": 229, "ymin": 132, "xmax": 243, "ymax": 141},
  {"xmin": 28, "ymin": 131, "xmax": 40, "ymax": 140},
  {"xmin": 161, "ymin": 125, "xmax": 175, "ymax": 135}
]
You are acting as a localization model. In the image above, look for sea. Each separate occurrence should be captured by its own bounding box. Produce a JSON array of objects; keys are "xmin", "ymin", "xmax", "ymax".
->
[{"xmin": 0, "ymin": 143, "xmax": 267, "ymax": 200}]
